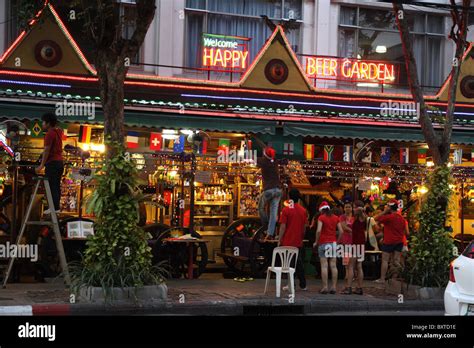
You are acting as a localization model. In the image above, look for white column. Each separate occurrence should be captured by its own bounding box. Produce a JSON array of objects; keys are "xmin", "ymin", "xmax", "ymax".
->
[
  {"xmin": 300, "ymin": 0, "xmax": 315, "ymax": 55},
  {"xmin": 156, "ymin": 0, "xmax": 186, "ymax": 77}
]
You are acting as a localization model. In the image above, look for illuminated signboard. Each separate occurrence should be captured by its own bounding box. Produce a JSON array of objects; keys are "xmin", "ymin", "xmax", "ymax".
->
[
  {"xmin": 202, "ymin": 33, "xmax": 250, "ymax": 70},
  {"xmin": 304, "ymin": 56, "xmax": 397, "ymax": 83}
]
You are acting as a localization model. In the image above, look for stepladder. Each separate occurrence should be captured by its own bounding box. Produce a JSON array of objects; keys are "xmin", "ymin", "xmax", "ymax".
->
[{"xmin": 2, "ymin": 176, "xmax": 70, "ymax": 288}]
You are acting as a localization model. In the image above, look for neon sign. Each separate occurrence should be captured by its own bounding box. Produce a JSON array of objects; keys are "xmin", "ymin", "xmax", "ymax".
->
[
  {"xmin": 305, "ymin": 57, "xmax": 396, "ymax": 83},
  {"xmin": 202, "ymin": 33, "xmax": 250, "ymax": 70}
]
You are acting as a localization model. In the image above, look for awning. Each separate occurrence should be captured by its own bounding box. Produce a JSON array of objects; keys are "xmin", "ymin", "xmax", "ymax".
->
[
  {"xmin": 283, "ymin": 122, "xmax": 474, "ymax": 145},
  {"xmin": 0, "ymin": 100, "xmax": 276, "ymax": 135}
]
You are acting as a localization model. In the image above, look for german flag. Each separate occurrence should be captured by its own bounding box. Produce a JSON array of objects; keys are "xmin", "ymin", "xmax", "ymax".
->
[{"xmin": 78, "ymin": 125, "xmax": 91, "ymax": 143}]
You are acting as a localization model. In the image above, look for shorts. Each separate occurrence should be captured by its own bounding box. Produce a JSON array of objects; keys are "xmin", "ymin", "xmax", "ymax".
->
[
  {"xmin": 318, "ymin": 242, "xmax": 337, "ymax": 258},
  {"xmin": 380, "ymin": 243, "xmax": 403, "ymax": 253}
]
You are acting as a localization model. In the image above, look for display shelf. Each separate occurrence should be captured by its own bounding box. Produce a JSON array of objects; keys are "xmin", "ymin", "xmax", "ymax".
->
[
  {"xmin": 194, "ymin": 215, "xmax": 230, "ymax": 219},
  {"xmin": 237, "ymin": 183, "xmax": 262, "ymax": 217},
  {"xmin": 195, "ymin": 201, "xmax": 233, "ymax": 205}
]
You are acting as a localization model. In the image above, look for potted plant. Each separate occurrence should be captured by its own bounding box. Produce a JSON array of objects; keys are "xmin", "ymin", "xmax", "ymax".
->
[
  {"xmin": 72, "ymin": 141, "xmax": 168, "ymax": 303},
  {"xmin": 402, "ymin": 165, "xmax": 456, "ymax": 299}
]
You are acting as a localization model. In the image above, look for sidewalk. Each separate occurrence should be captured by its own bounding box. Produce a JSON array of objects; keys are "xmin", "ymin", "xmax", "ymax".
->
[{"xmin": 0, "ymin": 274, "xmax": 444, "ymax": 315}]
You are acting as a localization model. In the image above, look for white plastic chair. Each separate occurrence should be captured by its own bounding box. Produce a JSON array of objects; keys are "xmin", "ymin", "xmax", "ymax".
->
[{"xmin": 264, "ymin": 246, "xmax": 299, "ymax": 298}]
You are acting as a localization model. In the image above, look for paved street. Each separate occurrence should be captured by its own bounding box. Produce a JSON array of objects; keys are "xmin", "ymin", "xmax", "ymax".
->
[{"xmin": 0, "ymin": 273, "xmax": 444, "ymax": 315}]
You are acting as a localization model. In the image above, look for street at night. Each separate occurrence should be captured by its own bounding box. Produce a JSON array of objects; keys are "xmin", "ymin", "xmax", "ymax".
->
[{"xmin": 0, "ymin": 0, "xmax": 472, "ymax": 346}]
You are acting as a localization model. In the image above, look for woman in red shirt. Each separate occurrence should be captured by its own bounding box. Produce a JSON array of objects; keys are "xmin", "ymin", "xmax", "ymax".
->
[
  {"xmin": 314, "ymin": 202, "xmax": 343, "ymax": 294},
  {"xmin": 341, "ymin": 201, "xmax": 366, "ymax": 295},
  {"xmin": 339, "ymin": 202, "xmax": 354, "ymax": 290}
]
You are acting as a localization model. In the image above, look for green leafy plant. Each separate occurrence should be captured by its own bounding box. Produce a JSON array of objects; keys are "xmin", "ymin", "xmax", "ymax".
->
[
  {"xmin": 71, "ymin": 141, "xmax": 167, "ymax": 301},
  {"xmin": 403, "ymin": 165, "xmax": 456, "ymax": 288}
]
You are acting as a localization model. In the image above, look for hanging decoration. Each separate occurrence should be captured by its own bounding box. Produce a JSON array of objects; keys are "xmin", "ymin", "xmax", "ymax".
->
[
  {"xmin": 399, "ymin": 147, "xmax": 409, "ymax": 164},
  {"xmin": 323, "ymin": 145, "xmax": 334, "ymax": 161},
  {"xmin": 417, "ymin": 148, "xmax": 427, "ymax": 164},
  {"xmin": 149, "ymin": 132, "xmax": 162, "ymax": 151},
  {"xmin": 380, "ymin": 147, "xmax": 391, "ymax": 164},
  {"xmin": 304, "ymin": 144, "xmax": 314, "ymax": 160}
]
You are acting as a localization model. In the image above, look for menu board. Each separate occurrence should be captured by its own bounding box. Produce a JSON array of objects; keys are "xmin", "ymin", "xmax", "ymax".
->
[{"xmin": 238, "ymin": 183, "xmax": 261, "ymax": 217}]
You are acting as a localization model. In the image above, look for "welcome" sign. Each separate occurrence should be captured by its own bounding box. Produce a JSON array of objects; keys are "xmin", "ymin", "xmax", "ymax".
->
[{"xmin": 202, "ymin": 33, "xmax": 250, "ymax": 70}]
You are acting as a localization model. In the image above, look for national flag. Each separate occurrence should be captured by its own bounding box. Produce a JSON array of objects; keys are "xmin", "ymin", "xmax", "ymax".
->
[
  {"xmin": 218, "ymin": 138, "xmax": 230, "ymax": 153},
  {"xmin": 149, "ymin": 132, "xmax": 162, "ymax": 151},
  {"xmin": 173, "ymin": 135, "xmax": 185, "ymax": 153},
  {"xmin": 283, "ymin": 143, "xmax": 294, "ymax": 156},
  {"xmin": 417, "ymin": 148, "xmax": 427, "ymax": 164},
  {"xmin": 453, "ymin": 149, "xmax": 463, "ymax": 165},
  {"xmin": 324, "ymin": 145, "xmax": 334, "ymax": 161},
  {"xmin": 126, "ymin": 131, "xmax": 139, "ymax": 149},
  {"xmin": 78, "ymin": 125, "xmax": 92, "ymax": 143},
  {"xmin": 30, "ymin": 122, "xmax": 43, "ymax": 138},
  {"xmin": 343, "ymin": 145, "xmax": 353, "ymax": 162},
  {"xmin": 399, "ymin": 147, "xmax": 409, "ymax": 164},
  {"xmin": 381, "ymin": 147, "xmax": 391, "ymax": 163},
  {"xmin": 304, "ymin": 144, "xmax": 314, "ymax": 160}
]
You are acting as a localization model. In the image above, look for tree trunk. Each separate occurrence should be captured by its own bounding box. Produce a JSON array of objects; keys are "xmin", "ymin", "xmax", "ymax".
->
[
  {"xmin": 392, "ymin": 2, "xmax": 443, "ymax": 164},
  {"xmin": 441, "ymin": 0, "xmax": 471, "ymax": 163},
  {"xmin": 96, "ymin": 49, "xmax": 127, "ymax": 156},
  {"xmin": 393, "ymin": 1, "xmax": 470, "ymax": 165}
]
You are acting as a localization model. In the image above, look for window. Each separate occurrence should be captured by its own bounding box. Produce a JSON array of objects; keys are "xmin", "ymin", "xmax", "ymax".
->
[
  {"xmin": 339, "ymin": 6, "xmax": 446, "ymax": 89},
  {"xmin": 185, "ymin": 0, "xmax": 302, "ymax": 69}
]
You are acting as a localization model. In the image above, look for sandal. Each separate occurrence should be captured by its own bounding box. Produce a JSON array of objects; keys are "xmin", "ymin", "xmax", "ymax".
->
[
  {"xmin": 319, "ymin": 288, "xmax": 329, "ymax": 294},
  {"xmin": 329, "ymin": 289, "xmax": 337, "ymax": 294},
  {"xmin": 233, "ymin": 277, "xmax": 246, "ymax": 282},
  {"xmin": 354, "ymin": 288, "xmax": 363, "ymax": 295},
  {"xmin": 341, "ymin": 287, "xmax": 352, "ymax": 295}
]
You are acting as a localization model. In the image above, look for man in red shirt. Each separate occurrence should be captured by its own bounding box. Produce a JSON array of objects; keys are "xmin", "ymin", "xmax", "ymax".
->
[
  {"xmin": 36, "ymin": 113, "xmax": 63, "ymax": 214},
  {"xmin": 279, "ymin": 188, "xmax": 308, "ymax": 290},
  {"xmin": 374, "ymin": 199, "xmax": 407, "ymax": 283}
]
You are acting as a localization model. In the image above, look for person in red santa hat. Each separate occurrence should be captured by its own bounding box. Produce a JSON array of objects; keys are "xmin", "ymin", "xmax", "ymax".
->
[
  {"xmin": 256, "ymin": 145, "xmax": 282, "ymax": 239},
  {"xmin": 374, "ymin": 199, "xmax": 408, "ymax": 284}
]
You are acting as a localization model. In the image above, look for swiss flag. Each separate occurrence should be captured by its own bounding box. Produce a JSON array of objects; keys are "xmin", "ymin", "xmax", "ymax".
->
[{"xmin": 150, "ymin": 133, "xmax": 162, "ymax": 151}]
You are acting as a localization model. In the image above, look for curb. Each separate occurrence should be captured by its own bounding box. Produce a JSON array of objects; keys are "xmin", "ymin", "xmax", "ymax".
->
[
  {"xmin": 0, "ymin": 304, "xmax": 70, "ymax": 316},
  {"xmin": 0, "ymin": 299, "xmax": 445, "ymax": 316}
]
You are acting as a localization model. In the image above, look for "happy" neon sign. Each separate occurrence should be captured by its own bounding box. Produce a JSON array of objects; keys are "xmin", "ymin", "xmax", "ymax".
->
[
  {"xmin": 305, "ymin": 57, "xmax": 396, "ymax": 83},
  {"xmin": 202, "ymin": 34, "xmax": 250, "ymax": 70}
]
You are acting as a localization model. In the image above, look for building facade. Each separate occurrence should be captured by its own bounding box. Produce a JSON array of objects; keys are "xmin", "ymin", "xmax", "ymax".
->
[{"xmin": 0, "ymin": 0, "xmax": 462, "ymax": 91}]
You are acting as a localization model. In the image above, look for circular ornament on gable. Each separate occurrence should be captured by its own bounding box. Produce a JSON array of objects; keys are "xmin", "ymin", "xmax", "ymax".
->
[
  {"xmin": 34, "ymin": 40, "xmax": 63, "ymax": 68},
  {"xmin": 264, "ymin": 59, "xmax": 289, "ymax": 85}
]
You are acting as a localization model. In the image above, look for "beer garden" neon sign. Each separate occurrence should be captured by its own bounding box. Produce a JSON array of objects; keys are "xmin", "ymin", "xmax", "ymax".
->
[
  {"xmin": 305, "ymin": 56, "xmax": 396, "ymax": 83},
  {"xmin": 202, "ymin": 33, "xmax": 250, "ymax": 70}
]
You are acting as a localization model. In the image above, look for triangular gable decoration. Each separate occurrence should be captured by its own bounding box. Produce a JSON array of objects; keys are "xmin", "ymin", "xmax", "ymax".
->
[
  {"xmin": 240, "ymin": 26, "xmax": 312, "ymax": 92},
  {"xmin": 0, "ymin": 3, "xmax": 95, "ymax": 75}
]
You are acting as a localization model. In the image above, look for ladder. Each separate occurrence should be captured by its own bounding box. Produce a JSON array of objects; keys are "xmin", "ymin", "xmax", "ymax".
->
[{"xmin": 2, "ymin": 176, "xmax": 70, "ymax": 288}]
